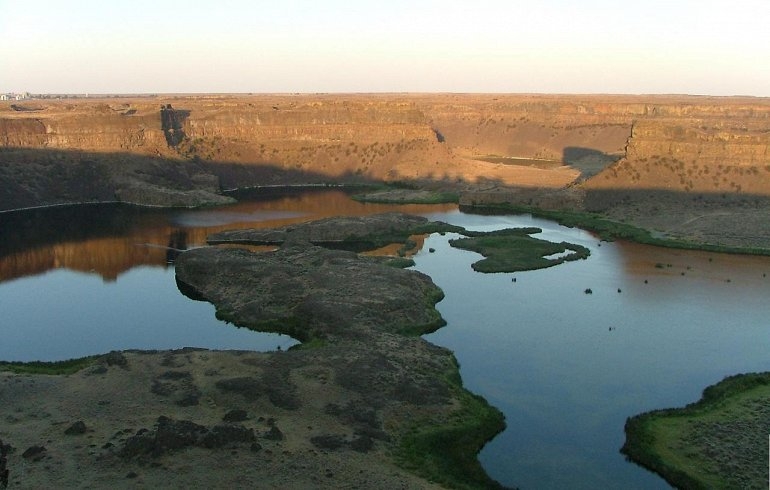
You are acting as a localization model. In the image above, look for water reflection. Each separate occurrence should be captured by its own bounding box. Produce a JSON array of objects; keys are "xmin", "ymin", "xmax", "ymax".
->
[
  {"xmin": 2, "ymin": 194, "xmax": 770, "ymax": 488},
  {"xmin": 413, "ymin": 210, "xmax": 770, "ymax": 489},
  {"xmin": 0, "ymin": 189, "xmax": 455, "ymax": 282},
  {"xmin": 0, "ymin": 189, "xmax": 455, "ymax": 361}
]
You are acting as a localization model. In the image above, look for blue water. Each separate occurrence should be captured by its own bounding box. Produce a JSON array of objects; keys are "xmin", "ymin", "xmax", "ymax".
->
[
  {"xmin": 0, "ymin": 266, "xmax": 297, "ymax": 361},
  {"xmin": 414, "ymin": 210, "xmax": 770, "ymax": 489},
  {"xmin": 2, "ymin": 197, "xmax": 770, "ymax": 488}
]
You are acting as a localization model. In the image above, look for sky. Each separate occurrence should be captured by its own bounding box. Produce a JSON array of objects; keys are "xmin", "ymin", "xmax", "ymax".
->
[{"xmin": 2, "ymin": 0, "xmax": 769, "ymax": 96}]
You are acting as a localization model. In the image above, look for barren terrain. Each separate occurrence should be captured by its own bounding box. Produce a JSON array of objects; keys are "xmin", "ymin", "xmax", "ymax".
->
[
  {"xmin": 0, "ymin": 214, "xmax": 505, "ymax": 489},
  {"xmin": 3, "ymin": 93, "xmax": 769, "ymax": 248}
]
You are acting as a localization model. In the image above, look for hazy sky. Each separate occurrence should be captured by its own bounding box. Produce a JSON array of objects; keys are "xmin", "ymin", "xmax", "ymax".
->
[{"xmin": 2, "ymin": 0, "xmax": 769, "ymax": 96}]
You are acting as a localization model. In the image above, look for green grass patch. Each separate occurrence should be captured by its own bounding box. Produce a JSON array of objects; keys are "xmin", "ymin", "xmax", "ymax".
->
[
  {"xmin": 449, "ymin": 228, "xmax": 591, "ymax": 273},
  {"xmin": 461, "ymin": 203, "xmax": 770, "ymax": 256},
  {"xmin": 0, "ymin": 356, "xmax": 99, "ymax": 375},
  {"xmin": 394, "ymin": 356, "xmax": 506, "ymax": 489},
  {"xmin": 396, "ymin": 286, "xmax": 447, "ymax": 337},
  {"xmin": 382, "ymin": 257, "xmax": 416, "ymax": 268},
  {"xmin": 336, "ymin": 222, "xmax": 465, "ymax": 253},
  {"xmin": 352, "ymin": 188, "xmax": 461, "ymax": 204},
  {"xmin": 622, "ymin": 372, "xmax": 770, "ymax": 489}
]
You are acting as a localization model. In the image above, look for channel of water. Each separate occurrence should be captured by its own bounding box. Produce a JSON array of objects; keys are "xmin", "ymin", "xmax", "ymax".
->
[{"xmin": 1, "ymin": 190, "xmax": 769, "ymax": 488}]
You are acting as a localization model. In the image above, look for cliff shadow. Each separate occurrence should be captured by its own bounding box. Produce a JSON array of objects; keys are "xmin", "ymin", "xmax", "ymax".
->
[
  {"xmin": 0, "ymin": 146, "xmax": 387, "ymax": 212},
  {"xmin": 563, "ymin": 147, "xmax": 621, "ymax": 181},
  {"xmin": 583, "ymin": 187, "xmax": 770, "ymax": 213},
  {"xmin": 160, "ymin": 104, "xmax": 191, "ymax": 147}
]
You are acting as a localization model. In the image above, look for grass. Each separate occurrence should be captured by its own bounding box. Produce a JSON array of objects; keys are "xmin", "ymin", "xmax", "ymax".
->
[
  {"xmin": 396, "ymin": 287, "xmax": 447, "ymax": 337},
  {"xmin": 337, "ymin": 222, "xmax": 465, "ymax": 253},
  {"xmin": 382, "ymin": 256, "xmax": 416, "ymax": 268},
  {"xmin": 0, "ymin": 356, "xmax": 99, "ymax": 375},
  {"xmin": 449, "ymin": 228, "xmax": 591, "ymax": 273},
  {"xmin": 622, "ymin": 372, "xmax": 770, "ymax": 489},
  {"xmin": 351, "ymin": 184, "xmax": 461, "ymax": 205},
  {"xmin": 394, "ymin": 355, "xmax": 507, "ymax": 489},
  {"xmin": 462, "ymin": 203, "xmax": 770, "ymax": 256}
]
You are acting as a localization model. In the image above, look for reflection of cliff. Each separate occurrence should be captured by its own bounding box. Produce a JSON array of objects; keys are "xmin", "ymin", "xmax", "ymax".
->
[
  {"xmin": 0, "ymin": 237, "xmax": 172, "ymax": 282},
  {"xmin": 0, "ymin": 191, "xmax": 454, "ymax": 282}
]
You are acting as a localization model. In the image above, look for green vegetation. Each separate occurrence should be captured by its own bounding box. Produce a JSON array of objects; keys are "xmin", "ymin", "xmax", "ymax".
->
[
  {"xmin": 338, "ymin": 221, "xmax": 465, "ymax": 253},
  {"xmin": 0, "ymin": 356, "xmax": 99, "ymax": 375},
  {"xmin": 450, "ymin": 228, "xmax": 591, "ymax": 273},
  {"xmin": 382, "ymin": 256, "xmax": 416, "ymax": 268},
  {"xmin": 395, "ymin": 356, "xmax": 506, "ymax": 489},
  {"xmin": 396, "ymin": 287, "xmax": 447, "ymax": 338},
  {"xmin": 462, "ymin": 203, "xmax": 770, "ymax": 256},
  {"xmin": 622, "ymin": 372, "xmax": 770, "ymax": 489},
  {"xmin": 351, "ymin": 185, "xmax": 460, "ymax": 204}
]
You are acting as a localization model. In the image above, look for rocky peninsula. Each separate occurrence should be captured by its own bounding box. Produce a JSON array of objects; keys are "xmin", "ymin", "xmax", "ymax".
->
[{"xmin": 0, "ymin": 213, "xmax": 515, "ymax": 489}]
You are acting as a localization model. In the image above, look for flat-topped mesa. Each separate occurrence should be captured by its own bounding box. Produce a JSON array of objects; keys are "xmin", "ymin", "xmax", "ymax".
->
[{"xmin": 2, "ymin": 94, "xmax": 770, "ymax": 209}]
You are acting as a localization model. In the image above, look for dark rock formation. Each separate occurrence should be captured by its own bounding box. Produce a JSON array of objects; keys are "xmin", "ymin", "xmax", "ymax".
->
[
  {"xmin": 222, "ymin": 410, "xmax": 249, "ymax": 423},
  {"xmin": 64, "ymin": 421, "xmax": 87, "ymax": 435},
  {"xmin": 119, "ymin": 416, "xmax": 255, "ymax": 459},
  {"xmin": 150, "ymin": 370, "xmax": 202, "ymax": 407},
  {"xmin": 175, "ymin": 243, "xmax": 446, "ymax": 341},
  {"xmin": 262, "ymin": 425, "xmax": 284, "ymax": 441},
  {"xmin": 21, "ymin": 446, "xmax": 46, "ymax": 462},
  {"xmin": 160, "ymin": 105, "xmax": 189, "ymax": 148}
]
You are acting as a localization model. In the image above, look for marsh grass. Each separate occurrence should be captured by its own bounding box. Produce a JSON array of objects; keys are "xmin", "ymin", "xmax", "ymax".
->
[
  {"xmin": 351, "ymin": 185, "xmax": 460, "ymax": 204},
  {"xmin": 449, "ymin": 228, "xmax": 590, "ymax": 273},
  {"xmin": 622, "ymin": 372, "xmax": 770, "ymax": 489},
  {"xmin": 462, "ymin": 204, "xmax": 770, "ymax": 256},
  {"xmin": 395, "ymin": 357, "xmax": 506, "ymax": 489},
  {"xmin": 0, "ymin": 356, "xmax": 99, "ymax": 375},
  {"xmin": 339, "ymin": 222, "xmax": 465, "ymax": 254}
]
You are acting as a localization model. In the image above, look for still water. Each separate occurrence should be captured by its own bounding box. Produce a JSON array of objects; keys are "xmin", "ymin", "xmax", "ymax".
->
[{"xmin": 2, "ymin": 189, "xmax": 769, "ymax": 489}]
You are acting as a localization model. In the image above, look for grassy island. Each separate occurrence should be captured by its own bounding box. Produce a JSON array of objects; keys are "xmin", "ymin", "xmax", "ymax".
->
[{"xmin": 449, "ymin": 227, "xmax": 590, "ymax": 272}]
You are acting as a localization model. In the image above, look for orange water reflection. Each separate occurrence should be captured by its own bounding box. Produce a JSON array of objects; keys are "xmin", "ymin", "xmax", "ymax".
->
[{"xmin": 0, "ymin": 190, "xmax": 455, "ymax": 282}]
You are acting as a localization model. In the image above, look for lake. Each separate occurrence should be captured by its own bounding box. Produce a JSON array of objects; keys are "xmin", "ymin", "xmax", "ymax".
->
[{"xmin": 2, "ymin": 189, "xmax": 769, "ymax": 489}]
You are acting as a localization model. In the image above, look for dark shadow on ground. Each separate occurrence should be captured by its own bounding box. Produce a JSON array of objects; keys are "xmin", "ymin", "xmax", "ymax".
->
[{"xmin": 563, "ymin": 147, "xmax": 622, "ymax": 181}]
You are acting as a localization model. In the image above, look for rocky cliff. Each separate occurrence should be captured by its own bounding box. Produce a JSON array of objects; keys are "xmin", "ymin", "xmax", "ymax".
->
[
  {"xmin": 1, "ymin": 94, "xmax": 769, "ymax": 211},
  {"xmin": 585, "ymin": 98, "xmax": 770, "ymax": 199}
]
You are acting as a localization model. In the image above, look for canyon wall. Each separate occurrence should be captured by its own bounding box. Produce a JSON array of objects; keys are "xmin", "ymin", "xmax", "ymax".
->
[
  {"xmin": 585, "ymin": 99, "xmax": 770, "ymax": 199},
  {"xmin": 1, "ymin": 94, "xmax": 769, "ymax": 211}
]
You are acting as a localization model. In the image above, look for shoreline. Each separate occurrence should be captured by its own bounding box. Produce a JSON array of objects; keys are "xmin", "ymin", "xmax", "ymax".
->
[
  {"xmin": 0, "ymin": 214, "xmax": 509, "ymax": 489},
  {"xmin": 621, "ymin": 372, "xmax": 770, "ymax": 489},
  {"xmin": 6, "ymin": 189, "xmax": 765, "ymax": 488}
]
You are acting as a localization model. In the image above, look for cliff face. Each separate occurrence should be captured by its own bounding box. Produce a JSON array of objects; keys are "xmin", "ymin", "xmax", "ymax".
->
[
  {"xmin": 1, "ymin": 94, "xmax": 769, "ymax": 211},
  {"xmin": 584, "ymin": 99, "xmax": 770, "ymax": 197}
]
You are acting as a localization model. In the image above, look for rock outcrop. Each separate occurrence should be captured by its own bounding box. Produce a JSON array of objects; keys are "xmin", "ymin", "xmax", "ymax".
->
[
  {"xmin": 0, "ymin": 213, "xmax": 508, "ymax": 488},
  {"xmin": 3, "ymin": 94, "xmax": 768, "ymax": 212}
]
